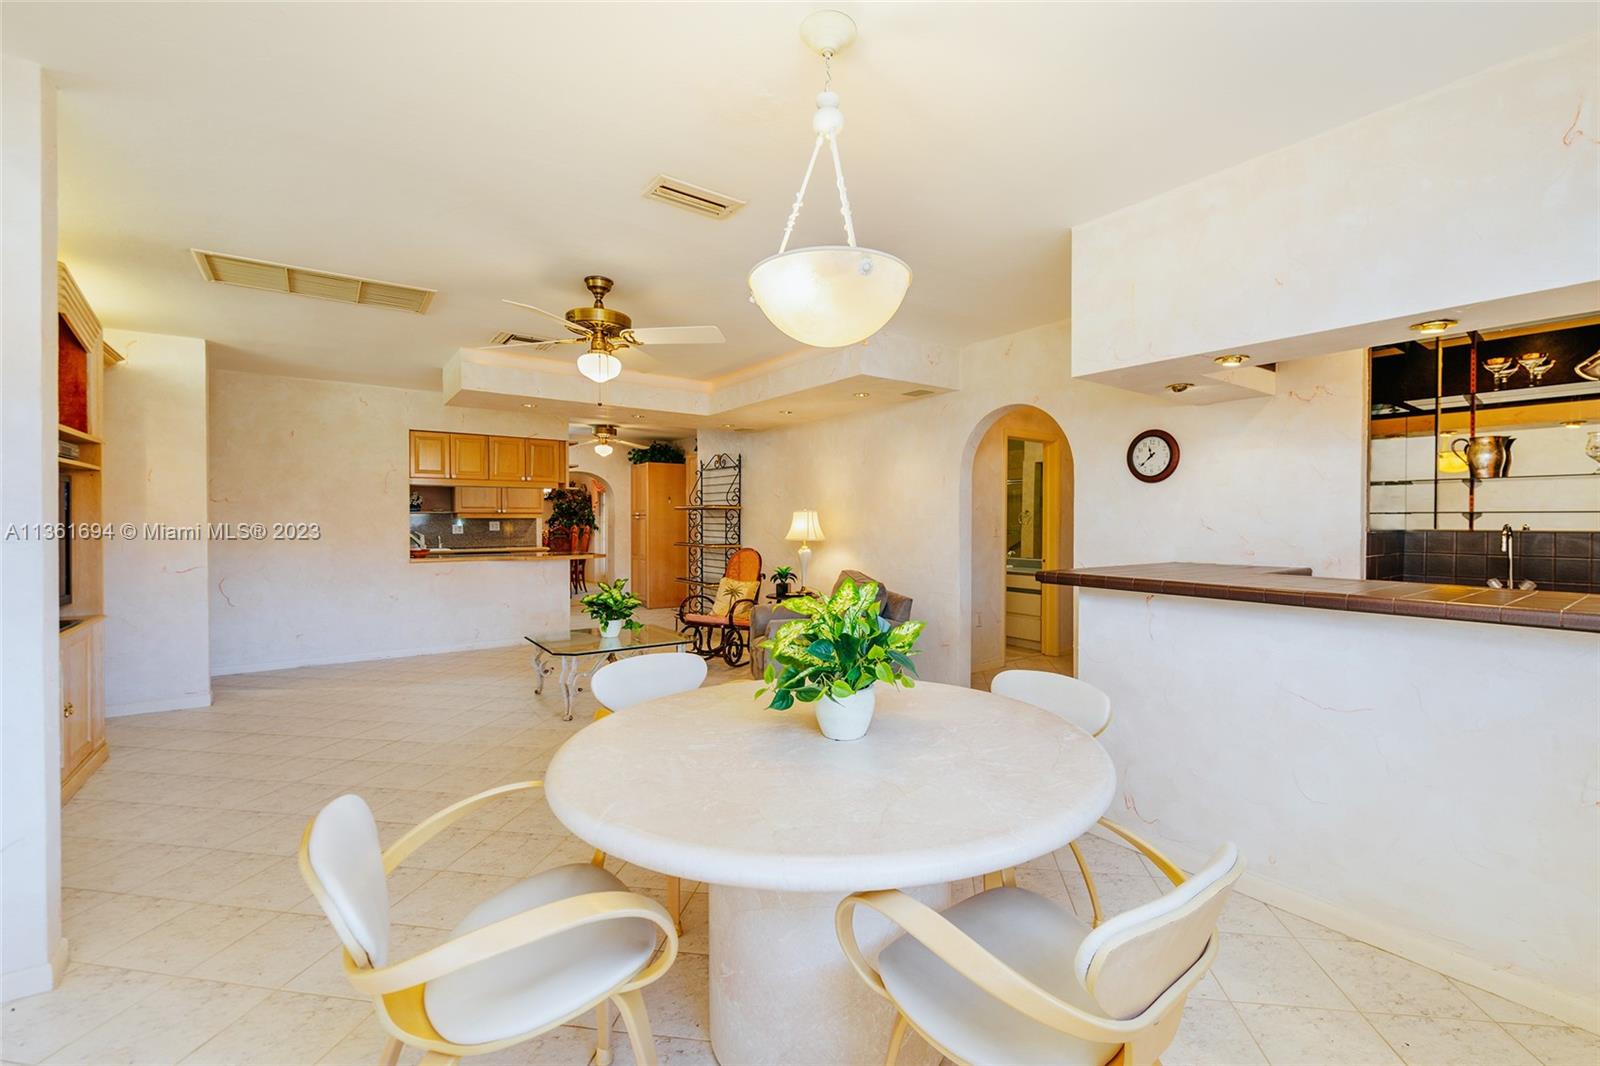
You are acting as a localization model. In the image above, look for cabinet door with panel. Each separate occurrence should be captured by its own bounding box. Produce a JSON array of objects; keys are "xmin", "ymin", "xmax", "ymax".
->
[
  {"xmin": 59, "ymin": 619, "xmax": 106, "ymax": 801},
  {"xmin": 630, "ymin": 464, "xmax": 650, "ymax": 595},
  {"xmin": 487, "ymin": 436, "xmax": 527, "ymax": 482},
  {"xmin": 455, "ymin": 485, "xmax": 501, "ymax": 516},
  {"xmin": 500, "ymin": 486, "xmax": 545, "ymax": 516},
  {"xmin": 410, "ymin": 431, "xmax": 450, "ymax": 479},
  {"xmin": 527, "ymin": 438, "xmax": 566, "ymax": 486},
  {"xmin": 450, "ymin": 434, "xmax": 491, "ymax": 481}
]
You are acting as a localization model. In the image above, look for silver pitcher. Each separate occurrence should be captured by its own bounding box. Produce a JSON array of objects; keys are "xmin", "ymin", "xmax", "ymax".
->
[{"xmin": 1450, "ymin": 435, "xmax": 1515, "ymax": 478}]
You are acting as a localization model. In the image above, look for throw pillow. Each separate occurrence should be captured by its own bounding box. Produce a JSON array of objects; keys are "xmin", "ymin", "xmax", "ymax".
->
[{"xmin": 711, "ymin": 578, "xmax": 759, "ymax": 619}]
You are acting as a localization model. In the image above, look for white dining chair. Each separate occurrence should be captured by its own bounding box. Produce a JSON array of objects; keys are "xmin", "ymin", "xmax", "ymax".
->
[
  {"xmin": 838, "ymin": 826, "xmax": 1243, "ymax": 1066},
  {"xmin": 988, "ymin": 669, "xmax": 1114, "ymax": 923},
  {"xmin": 299, "ymin": 784, "xmax": 678, "ymax": 1066},
  {"xmin": 588, "ymin": 652, "xmax": 707, "ymax": 932}
]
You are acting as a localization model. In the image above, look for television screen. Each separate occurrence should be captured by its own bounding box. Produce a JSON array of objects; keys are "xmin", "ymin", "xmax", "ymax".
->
[{"xmin": 60, "ymin": 476, "xmax": 71, "ymax": 607}]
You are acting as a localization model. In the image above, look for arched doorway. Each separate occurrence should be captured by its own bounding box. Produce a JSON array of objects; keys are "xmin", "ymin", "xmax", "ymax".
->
[
  {"xmin": 962, "ymin": 406, "xmax": 1074, "ymax": 689},
  {"xmin": 568, "ymin": 470, "xmax": 616, "ymax": 584}
]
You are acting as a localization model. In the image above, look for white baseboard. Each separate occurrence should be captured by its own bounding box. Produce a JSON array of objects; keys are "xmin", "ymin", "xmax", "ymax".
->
[
  {"xmin": 1089, "ymin": 826, "xmax": 1600, "ymax": 1035},
  {"xmin": 108, "ymin": 691, "xmax": 213, "ymax": 718},
  {"xmin": 210, "ymin": 636, "xmax": 528, "ymax": 677},
  {"xmin": 2, "ymin": 936, "xmax": 68, "ymax": 1003}
]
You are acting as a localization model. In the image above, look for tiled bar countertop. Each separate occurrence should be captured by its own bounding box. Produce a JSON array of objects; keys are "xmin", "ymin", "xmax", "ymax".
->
[{"xmin": 1037, "ymin": 562, "xmax": 1600, "ymax": 632}]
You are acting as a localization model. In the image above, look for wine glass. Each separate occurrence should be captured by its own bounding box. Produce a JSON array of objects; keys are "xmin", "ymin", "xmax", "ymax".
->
[{"xmin": 1483, "ymin": 356, "xmax": 1517, "ymax": 389}]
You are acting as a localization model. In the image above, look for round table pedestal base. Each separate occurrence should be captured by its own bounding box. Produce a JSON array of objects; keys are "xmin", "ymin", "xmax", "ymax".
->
[{"xmin": 708, "ymin": 883, "xmax": 949, "ymax": 1066}]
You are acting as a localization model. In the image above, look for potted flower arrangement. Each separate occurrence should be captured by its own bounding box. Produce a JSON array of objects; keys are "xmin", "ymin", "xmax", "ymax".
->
[
  {"xmin": 546, "ymin": 487, "xmax": 596, "ymax": 554},
  {"xmin": 626, "ymin": 441, "xmax": 686, "ymax": 466},
  {"xmin": 580, "ymin": 578, "xmax": 644, "ymax": 639},
  {"xmin": 756, "ymin": 577, "xmax": 924, "ymax": 741},
  {"xmin": 771, "ymin": 565, "xmax": 796, "ymax": 600}
]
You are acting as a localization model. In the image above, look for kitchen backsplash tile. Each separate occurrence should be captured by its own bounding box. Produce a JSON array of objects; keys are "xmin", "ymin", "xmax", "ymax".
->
[
  {"xmin": 1367, "ymin": 528, "xmax": 1599, "ymax": 593},
  {"xmin": 409, "ymin": 513, "xmax": 541, "ymax": 549}
]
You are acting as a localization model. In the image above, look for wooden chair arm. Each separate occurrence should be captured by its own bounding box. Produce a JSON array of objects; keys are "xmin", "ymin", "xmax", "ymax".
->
[
  {"xmin": 835, "ymin": 890, "xmax": 1142, "ymax": 1044},
  {"xmin": 1096, "ymin": 819, "xmax": 1187, "ymax": 886},
  {"xmin": 382, "ymin": 781, "xmax": 541, "ymax": 873},
  {"xmin": 345, "ymin": 889, "xmax": 679, "ymax": 996},
  {"xmin": 728, "ymin": 596, "xmax": 759, "ymax": 624}
]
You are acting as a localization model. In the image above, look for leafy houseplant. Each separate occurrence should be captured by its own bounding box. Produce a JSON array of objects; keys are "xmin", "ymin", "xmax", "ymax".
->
[
  {"xmin": 580, "ymin": 579, "xmax": 644, "ymax": 638},
  {"xmin": 756, "ymin": 577, "xmax": 925, "ymax": 741},
  {"xmin": 546, "ymin": 487, "xmax": 596, "ymax": 553},
  {"xmin": 771, "ymin": 566, "xmax": 796, "ymax": 599},
  {"xmin": 627, "ymin": 441, "xmax": 686, "ymax": 465}
]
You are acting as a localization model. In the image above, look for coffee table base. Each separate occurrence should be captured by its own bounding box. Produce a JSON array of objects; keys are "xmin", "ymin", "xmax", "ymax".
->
[{"xmin": 708, "ymin": 883, "xmax": 947, "ymax": 1066}]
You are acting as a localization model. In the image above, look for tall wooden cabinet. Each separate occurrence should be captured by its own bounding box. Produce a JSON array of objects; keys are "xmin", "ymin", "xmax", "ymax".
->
[
  {"xmin": 57, "ymin": 263, "xmax": 112, "ymax": 802},
  {"xmin": 631, "ymin": 461, "xmax": 688, "ymax": 609}
]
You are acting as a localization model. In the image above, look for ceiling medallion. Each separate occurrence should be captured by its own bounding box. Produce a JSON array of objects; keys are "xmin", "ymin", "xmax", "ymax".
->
[{"xmin": 748, "ymin": 11, "xmax": 911, "ymax": 349}]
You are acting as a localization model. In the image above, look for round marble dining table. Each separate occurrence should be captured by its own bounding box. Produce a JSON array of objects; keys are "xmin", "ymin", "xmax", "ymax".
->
[{"xmin": 543, "ymin": 678, "xmax": 1117, "ymax": 1066}]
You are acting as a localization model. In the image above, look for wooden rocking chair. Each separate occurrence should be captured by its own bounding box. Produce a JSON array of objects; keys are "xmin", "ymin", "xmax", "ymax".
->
[{"xmin": 677, "ymin": 548, "xmax": 762, "ymax": 667}]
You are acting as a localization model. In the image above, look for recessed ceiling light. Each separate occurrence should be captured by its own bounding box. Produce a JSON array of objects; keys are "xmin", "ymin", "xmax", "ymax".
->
[
  {"xmin": 853, "ymin": 391, "xmax": 871, "ymax": 398},
  {"xmin": 1212, "ymin": 354, "xmax": 1250, "ymax": 367},
  {"xmin": 1409, "ymin": 318, "xmax": 1458, "ymax": 335},
  {"xmin": 633, "ymin": 415, "xmax": 646, "ymax": 420},
  {"xmin": 721, "ymin": 423, "xmax": 735, "ymax": 428},
  {"xmin": 520, "ymin": 402, "xmax": 533, "ymax": 408},
  {"xmin": 778, "ymin": 409, "xmax": 794, "ymax": 415},
  {"xmin": 1166, "ymin": 383, "xmax": 1193, "ymax": 394}
]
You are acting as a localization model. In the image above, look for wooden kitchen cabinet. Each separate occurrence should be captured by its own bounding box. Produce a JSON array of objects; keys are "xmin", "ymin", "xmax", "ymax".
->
[
  {"xmin": 449, "ymin": 434, "xmax": 490, "ymax": 480},
  {"xmin": 501, "ymin": 486, "xmax": 545, "ymax": 516},
  {"xmin": 60, "ymin": 618, "xmax": 107, "ymax": 802},
  {"xmin": 527, "ymin": 438, "xmax": 565, "ymax": 487},
  {"xmin": 455, "ymin": 485, "xmax": 501, "ymax": 515},
  {"xmin": 630, "ymin": 462, "xmax": 688, "ymax": 608},
  {"xmin": 410, "ymin": 430, "xmax": 450, "ymax": 479},
  {"xmin": 488, "ymin": 436, "xmax": 527, "ymax": 482}
]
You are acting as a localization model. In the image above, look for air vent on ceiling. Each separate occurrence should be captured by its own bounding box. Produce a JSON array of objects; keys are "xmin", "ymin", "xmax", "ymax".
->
[
  {"xmin": 902, "ymin": 388, "xmax": 935, "ymax": 397},
  {"xmin": 191, "ymin": 250, "xmax": 436, "ymax": 314},
  {"xmin": 642, "ymin": 175, "xmax": 746, "ymax": 220}
]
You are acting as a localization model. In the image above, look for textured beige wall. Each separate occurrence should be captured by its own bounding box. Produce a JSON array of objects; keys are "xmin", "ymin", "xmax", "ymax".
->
[
  {"xmin": 103, "ymin": 330, "xmax": 211, "ymax": 714},
  {"xmin": 698, "ymin": 321, "xmax": 1366, "ymax": 685},
  {"xmin": 208, "ymin": 370, "xmax": 574, "ymax": 673}
]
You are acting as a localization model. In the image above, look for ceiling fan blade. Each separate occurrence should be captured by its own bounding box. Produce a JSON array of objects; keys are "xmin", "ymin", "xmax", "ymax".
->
[
  {"xmin": 503, "ymin": 299, "xmax": 586, "ymax": 336},
  {"xmin": 624, "ymin": 325, "xmax": 725, "ymax": 346},
  {"xmin": 484, "ymin": 338, "xmax": 584, "ymax": 351}
]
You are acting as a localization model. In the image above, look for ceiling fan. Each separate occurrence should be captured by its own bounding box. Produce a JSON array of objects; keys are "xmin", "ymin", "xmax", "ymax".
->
[
  {"xmin": 570, "ymin": 423, "xmax": 649, "ymax": 459},
  {"xmin": 497, "ymin": 275, "xmax": 725, "ymax": 382}
]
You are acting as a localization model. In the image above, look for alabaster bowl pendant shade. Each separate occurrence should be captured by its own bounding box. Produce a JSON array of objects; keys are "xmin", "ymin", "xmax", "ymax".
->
[
  {"xmin": 749, "ymin": 246, "xmax": 911, "ymax": 349},
  {"xmin": 576, "ymin": 348, "xmax": 621, "ymax": 383},
  {"xmin": 749, "ymin": 12, "xmax": 910, "ymax": 349}
]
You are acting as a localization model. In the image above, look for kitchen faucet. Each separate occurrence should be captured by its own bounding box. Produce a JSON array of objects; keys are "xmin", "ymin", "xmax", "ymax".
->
[{"xmin": 1501, "ymin": 523, "xmax": 1515, "ymax": 588}]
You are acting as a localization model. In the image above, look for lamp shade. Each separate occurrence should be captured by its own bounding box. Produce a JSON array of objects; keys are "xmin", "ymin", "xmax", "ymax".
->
[
  {"xmin": 593, "ymin": 442, "xmax": 613, "ymax": 458},
  {"xmin": 749, "ymin": 246, "xmax": 911, "ymax": 349},
  {"xmin": 577, "ymin": 349, "xmax": 622, "ymax": 383},
  {"xmin": 786, "ymin": 509, "xmax": 825, "ymax": 543}
]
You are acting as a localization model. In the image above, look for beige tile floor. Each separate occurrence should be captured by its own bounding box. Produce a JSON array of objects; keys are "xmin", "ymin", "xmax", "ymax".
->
[{"xmin": 6, "ymin": 609, "xmax": 1593, "ymax": 1065}]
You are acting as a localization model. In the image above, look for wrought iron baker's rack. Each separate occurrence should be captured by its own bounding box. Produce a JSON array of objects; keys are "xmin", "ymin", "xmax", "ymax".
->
[{"xmin": 675, "ymin": 453, "xmax": 742, "ymax": 615}]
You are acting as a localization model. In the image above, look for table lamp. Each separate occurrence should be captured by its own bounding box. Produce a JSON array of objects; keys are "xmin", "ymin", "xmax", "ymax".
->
[{"xmin": 785, "ymin": 509, "xmax": 825, "ymax": 592}]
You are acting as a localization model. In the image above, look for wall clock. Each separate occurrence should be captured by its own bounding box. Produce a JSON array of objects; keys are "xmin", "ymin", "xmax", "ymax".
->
[{"xmin": 1127, "ymin": 429, "xmax": 1179, "ymax": 483}]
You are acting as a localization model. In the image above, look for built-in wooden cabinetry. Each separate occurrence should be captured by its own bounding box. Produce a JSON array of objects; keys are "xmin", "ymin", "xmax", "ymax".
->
[
  {"xmin": 631, "ymin": 461, "xmax": 688, "ymax": 609},
  {"xmin": 409, "ymin": 430, "xmax": 567, "ymax": 489},
  {"xmin": 455, "ymin": 485, "xmax": 545, "ymax": 517},
  {"xmin": 57, "ymin": 263, "xmax": 114, "ymax": 801},
  {"xmin": 60, "ymin": 619, "xmax": 107, "ymax": 800}
]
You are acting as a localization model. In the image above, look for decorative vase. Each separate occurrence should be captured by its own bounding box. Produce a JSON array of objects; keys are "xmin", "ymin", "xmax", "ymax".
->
[
  {"xmin": 550, "ymin": 528, "xmax": 572, "ymax": 554},
  {"xmin": 774, "ymin": 581, "xmax": 792, "ymax": 600},
  {"xmin": 600, "ymin": 619, "xmax": 624, "ymax": 639},
  {"xmin": 814, "ymin": 686, "xmax": 876, "ymax": 741},
  {"xmin": 576, "ymin": 527, "xmax": 593, "ymax": 553}
]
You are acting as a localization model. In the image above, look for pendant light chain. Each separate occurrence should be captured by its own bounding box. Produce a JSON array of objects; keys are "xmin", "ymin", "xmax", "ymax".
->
[{"xmin": 775, "ymin": 48, "xmax": 858, "ymax": 254}]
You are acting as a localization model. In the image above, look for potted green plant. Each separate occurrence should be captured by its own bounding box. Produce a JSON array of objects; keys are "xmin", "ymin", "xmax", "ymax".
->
[
  {"xmin": 756, "ymin": 577, "xmax": 924, "ymax": 741},
  {"xmin": 771, "ymin": 565, "xmax": 796, "ymax": 599},
  {"xmin": 547, "ymin": 488, "xmax": 596, "ymax": 553},
  {"xmin": 580, "ymin": 578, "xmax": 644, "ymax": 639},
  {"xmin": 626, "ymin": 441, "xmax": 686, "ymax": 465}
]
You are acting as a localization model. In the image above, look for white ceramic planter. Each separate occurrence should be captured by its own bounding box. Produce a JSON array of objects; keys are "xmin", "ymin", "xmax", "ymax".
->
[
  {"xmin": 814, "ymin": 686, "xmax": 876, "ymax": 741},
  {"xmin": 600, "ymin": 619, "xmax": 624, "ymax": 638}
]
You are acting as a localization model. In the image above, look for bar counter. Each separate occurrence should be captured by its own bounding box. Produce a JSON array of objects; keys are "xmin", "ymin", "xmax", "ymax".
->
[{"xmin": 1037, "ymin": 562, "xmax": 1600, "ymax": 632}]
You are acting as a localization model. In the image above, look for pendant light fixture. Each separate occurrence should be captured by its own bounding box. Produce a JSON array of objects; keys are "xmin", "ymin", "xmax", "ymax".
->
[
  {"xmin": 748, "ymin": 10, "xmax": 911, "ymax": 349},
  {"xmin": 576, "ymin": 340, "xmax": 622, "ymax": 384}
]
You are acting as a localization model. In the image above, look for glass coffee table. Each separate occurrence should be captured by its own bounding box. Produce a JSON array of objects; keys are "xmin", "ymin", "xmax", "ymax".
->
[{"xmin": 526, "ymin": 624, "xmax": 691, "ymax": 720}]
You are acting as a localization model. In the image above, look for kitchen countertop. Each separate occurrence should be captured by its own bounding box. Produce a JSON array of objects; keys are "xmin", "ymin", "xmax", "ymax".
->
[
  {"xmin": 1037, "ymin": 562, "xmax": 1600, "ymax": 632},
  {"xmin": 409, "ymin": 550, "xmax": 605, "ymax": 563}
]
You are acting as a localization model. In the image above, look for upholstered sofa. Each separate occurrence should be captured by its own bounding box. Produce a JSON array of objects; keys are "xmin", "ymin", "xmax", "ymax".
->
[{"xmin": 748, "ymin": 569, "xmax": 915, "ymax": 678}]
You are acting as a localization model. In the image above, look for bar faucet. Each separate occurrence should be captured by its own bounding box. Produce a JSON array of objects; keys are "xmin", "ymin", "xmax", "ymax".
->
[{"xmin": 1501, "ymin": 523, "xmax": 1515, "ymax": 588}]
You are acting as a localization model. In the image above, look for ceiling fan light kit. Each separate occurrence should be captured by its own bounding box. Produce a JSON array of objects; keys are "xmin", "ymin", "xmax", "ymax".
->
[{"xmin": 748, "ymin": 11, "xmax": 912, "ymax": 349}]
